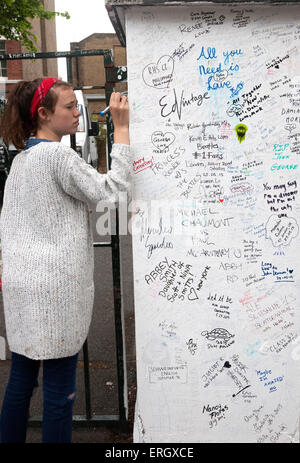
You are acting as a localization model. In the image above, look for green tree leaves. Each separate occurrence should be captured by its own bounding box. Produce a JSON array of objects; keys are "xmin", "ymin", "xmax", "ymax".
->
[{"xmin": 0, "ymin": 0, "xmax": 70, "ymax": 52}]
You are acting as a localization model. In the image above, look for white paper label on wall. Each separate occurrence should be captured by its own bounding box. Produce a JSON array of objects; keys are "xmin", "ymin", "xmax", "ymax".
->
[{"xmin": 126, "ymin": 3, "xmax": 300, "ymax": 443}]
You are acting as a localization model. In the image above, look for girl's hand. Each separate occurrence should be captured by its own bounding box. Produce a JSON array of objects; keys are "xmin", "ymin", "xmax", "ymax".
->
[{"xmin": 109, "ymin": 92, "xmax": 129, "ymax": 145}]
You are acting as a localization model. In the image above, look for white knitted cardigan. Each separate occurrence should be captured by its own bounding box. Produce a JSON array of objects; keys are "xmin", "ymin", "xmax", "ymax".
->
[{"xmin": 0, "ymin": 142, "xmax": 132, "ymax": 359}]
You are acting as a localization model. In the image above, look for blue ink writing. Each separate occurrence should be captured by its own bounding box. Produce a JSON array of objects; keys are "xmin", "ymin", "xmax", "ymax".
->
[
  {"xmin": 197, "ymin": 46, "xmax": 217, "ymax": 60},
  {"xmin": 223, "ymin": 49, "xmax": 243, "ymax": 65}
]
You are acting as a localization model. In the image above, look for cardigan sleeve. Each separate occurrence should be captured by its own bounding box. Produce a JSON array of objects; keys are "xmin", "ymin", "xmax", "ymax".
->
[{"xmin": 55, "ymin": 143, "xmax": 132, "ymax": 205}]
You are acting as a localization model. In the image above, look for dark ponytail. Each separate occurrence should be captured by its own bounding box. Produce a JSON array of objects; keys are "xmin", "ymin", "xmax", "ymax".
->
[{"xmin": 0, "ymin": 78, "xmax": 71, "ymax": 151}]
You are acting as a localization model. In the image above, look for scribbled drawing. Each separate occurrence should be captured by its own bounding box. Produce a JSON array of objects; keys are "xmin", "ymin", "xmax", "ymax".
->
[
  {"xmin": 284, "ymin": 123, "xmax": 296, "ymax": 133},
  {"xmin": 235, "ymin": 123, "xmax": 248, "ymax": 143},
  {"xmin": 151, "ymin": 131, "xmax": 175, "ymax": 152},
  {"xmin": 214, "ymin": 69, "xmax": 229, "ymax": 82},
  {"xmin": 186, "ymin": 338, "xmax": 198, "ymax": 355},
  {"xmin": 201, "ymin": 328, "xmax": 234, "ymax": 342},
  {"xmin": 227, "ymin": 103, "xmax": 243, "ymax": 117},
  {"xmin": 265, "ymin": 215, "xmax": 299, "ymax": 247},
  {"xmin": 232, "ymin": 385, "xmax": 251, "ymax": 397},
  {"xmin": 230, "ymin": 182, "xmax": 254, "ymax": 195},
  {"xmin": 142, "ymin": 55, "xmax": 174, "ymax": 89},
  {"xmin": 220, "ymin": 122, "xmax": 233, "ymax": 136},
  {"xmin": 159, "ymin": 320, "xmax": 177, "ymax": 338}
]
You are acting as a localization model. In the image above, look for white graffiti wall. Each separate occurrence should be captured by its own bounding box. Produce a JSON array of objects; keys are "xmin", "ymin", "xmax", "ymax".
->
[{"xmin": 125, "ymin": 3, "xmax": 300, "ymax": 443}]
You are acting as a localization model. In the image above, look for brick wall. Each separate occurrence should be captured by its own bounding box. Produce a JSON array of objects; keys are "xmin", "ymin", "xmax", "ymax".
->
[
  {"xmin": 6, "ymin": 41, "xmax": 23, "ymax": 80},
  {"xmin": 22, "ymin": 1, "xmax": 58, "ymax": 80},
  {"xmin": 70, "ymin": 33, "xmax": 127, "ymax": 119},
  {"xmin": 42, "ymin": 0, "xmax": 58, "ymax": 78}
]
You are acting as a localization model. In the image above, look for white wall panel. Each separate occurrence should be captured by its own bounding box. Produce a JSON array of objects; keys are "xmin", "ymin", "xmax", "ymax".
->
[{"xmin": 125, "ymin": 3, "xmax": 300, "ymax": 443}]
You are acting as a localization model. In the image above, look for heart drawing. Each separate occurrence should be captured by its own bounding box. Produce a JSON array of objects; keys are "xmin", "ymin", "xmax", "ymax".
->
[
  {"xmin": 151, "ymin": 131, "xmax": 175, "ymax": 152},
  {"xmin": 142, "ymin": 55, "xmax": 174, "ymax": 89},
  {"xmin": 188, "ymin": 288, "xmax": 199, "ymax": 301},
  {"xmin": 223, "ymin": 361, "xmax": 231, "ymax": 369}
]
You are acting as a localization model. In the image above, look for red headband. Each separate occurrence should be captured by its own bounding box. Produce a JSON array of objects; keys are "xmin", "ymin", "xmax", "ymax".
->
[{"xmin": 30, "ymin": 77, "xmax": 59, "ymax": 120}]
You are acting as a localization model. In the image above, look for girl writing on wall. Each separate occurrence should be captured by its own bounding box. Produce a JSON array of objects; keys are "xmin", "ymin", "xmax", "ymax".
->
[{"xmin": 0, "ymin": 77, "xmax": 131, "ymax": 443}]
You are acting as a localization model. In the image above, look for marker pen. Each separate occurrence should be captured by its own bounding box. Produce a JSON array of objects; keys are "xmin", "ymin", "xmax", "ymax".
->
[{"xmin": 100, "ymin": 92, "xmax": 128, "ymax": 116}]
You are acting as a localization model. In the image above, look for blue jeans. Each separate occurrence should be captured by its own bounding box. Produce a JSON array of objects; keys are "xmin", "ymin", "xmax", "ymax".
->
[{"xmin": 0, "ymin": 351, "xmax": 79, "ymax": 443}]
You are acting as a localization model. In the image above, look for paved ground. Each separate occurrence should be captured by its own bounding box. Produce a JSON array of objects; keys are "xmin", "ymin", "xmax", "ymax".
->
[{"xmin": 0, "ymin": 201, "xmax": 137, "ymax": 443}]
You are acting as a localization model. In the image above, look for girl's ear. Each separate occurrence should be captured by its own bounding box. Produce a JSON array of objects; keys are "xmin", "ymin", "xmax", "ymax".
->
[{"xmin": 37, "ymin": 106, "xmax": 51, "ymax": 123}]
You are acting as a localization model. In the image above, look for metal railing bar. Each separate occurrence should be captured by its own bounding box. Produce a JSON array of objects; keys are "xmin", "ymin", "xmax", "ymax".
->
[{"xmin": 82, "ymin": 340, "xmax": 92, "ymax": 420}]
